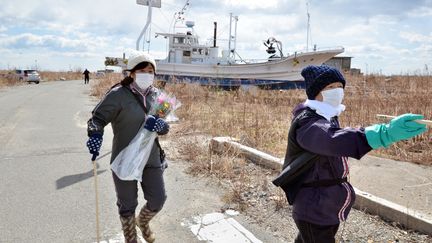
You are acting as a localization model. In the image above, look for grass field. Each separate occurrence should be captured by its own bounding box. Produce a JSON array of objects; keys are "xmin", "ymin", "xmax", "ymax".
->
[{"xmin": 91, "ymin": 73, "xmax": 432, "ymax": 165}]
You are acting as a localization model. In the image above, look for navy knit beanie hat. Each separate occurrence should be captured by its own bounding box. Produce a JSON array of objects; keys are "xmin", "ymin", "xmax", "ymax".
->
[{"xmin": 301, "ymin": 65, "xmax": 346, "ymax": 100}]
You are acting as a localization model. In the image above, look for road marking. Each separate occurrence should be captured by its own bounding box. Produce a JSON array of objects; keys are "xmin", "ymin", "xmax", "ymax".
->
[
  {"xmin": 182, "ymin": 211, "xmax": 263, "ymax": 243},
  {"xmin": 96, "ymin": 210, "xmax": 261, "ymax": 243}
]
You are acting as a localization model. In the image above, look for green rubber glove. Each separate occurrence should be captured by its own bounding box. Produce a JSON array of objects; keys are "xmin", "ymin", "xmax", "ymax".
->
[{"xmin": 365, "ymin": 113, "xmax": 427, "ymax": 149}]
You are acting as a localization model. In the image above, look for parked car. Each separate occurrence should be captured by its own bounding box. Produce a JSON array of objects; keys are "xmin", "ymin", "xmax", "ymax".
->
[
  {"xmin": 15, "ymin": 69, "xmax": 41, "ymax": 84},
  {"xmin": 95, "ymin": 70, "xmax": 106, "ymax": 78}
]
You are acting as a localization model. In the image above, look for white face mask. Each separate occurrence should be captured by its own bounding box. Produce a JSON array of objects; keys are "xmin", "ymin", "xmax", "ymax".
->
[
  {"xmin": 321, "ymin": 88, "xmax": 344, "ymax": 107},
  {"xmin": 135, "ymin": 73, "xmax": 154, "ymax": 90}
]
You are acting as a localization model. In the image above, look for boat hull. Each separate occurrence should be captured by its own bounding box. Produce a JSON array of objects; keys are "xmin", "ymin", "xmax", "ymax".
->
[{"xmin": 156, "ymin": 74, "xmax": 305, "ymax": 90}]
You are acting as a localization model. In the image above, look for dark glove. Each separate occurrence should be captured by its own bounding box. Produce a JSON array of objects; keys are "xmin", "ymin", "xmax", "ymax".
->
[
  {"xmin": 86, "ymin": 134, "xmax": 103, "ymax": 160},
  {"xmin": 144, "ymin": 115, "xmax": 170, "ymax": 135}
]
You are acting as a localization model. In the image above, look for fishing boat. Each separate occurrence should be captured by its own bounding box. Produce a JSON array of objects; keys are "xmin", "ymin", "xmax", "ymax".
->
[
  {"xmin": 154, "ymin": 20, "xmax": 344, "ymax": 89},
  {"xmin": 132, "ymin": 0, "xmax": 345, "ymax": 89}
]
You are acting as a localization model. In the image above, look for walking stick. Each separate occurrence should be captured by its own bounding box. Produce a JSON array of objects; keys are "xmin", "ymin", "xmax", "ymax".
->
[
  {"xmin": 376, "ymin": 114, "xmax": 432, "ymax": 126},
  {"xmin": 89, "ymin": 151, "xmax": 111, "ymax": 242},
  {"xmin": 92, "ymin": 154, "xmax": 101, "ymax": 243}
]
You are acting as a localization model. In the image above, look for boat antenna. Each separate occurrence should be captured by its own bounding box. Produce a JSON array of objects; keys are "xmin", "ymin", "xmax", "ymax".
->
[
  {"xmin": 306, "ymin": 0, "xmax": 311, "ymax": 51},
  {"xmin": 136, "ymin": 0, "xmax": 161, "ymax": 51},
  {"xmin": 171, "ymin": 0, "xmax": 190, "ymax": 33}
]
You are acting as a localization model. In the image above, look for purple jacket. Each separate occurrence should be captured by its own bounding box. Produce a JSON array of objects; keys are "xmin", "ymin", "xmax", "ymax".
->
[{"xmin": 291, "ymin": 104, "xmax": 372, "ymax": 225}]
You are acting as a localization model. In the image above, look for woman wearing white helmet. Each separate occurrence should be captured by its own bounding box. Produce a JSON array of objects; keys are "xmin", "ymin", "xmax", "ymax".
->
[{"xmin": 86, "ymin": 51, "xmax": 168, "ymax": 243}]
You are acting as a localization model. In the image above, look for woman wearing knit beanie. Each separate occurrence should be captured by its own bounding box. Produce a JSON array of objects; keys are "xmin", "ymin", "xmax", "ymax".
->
[
  {"xmin": 274, "ymin": 65, "xmax": 427, "ymax": 243},
  {"xmin": 86, "ymin": 51, "xmax": 169, "ymax": 243}
]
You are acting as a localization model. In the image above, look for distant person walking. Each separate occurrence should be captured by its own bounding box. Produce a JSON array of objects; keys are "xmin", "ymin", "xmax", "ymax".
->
[
  {"xmin": 83, "ymin": 69, "xmax": 90, "ymax": 84},
  {"xmin": 86, "ymin": 51, "xmax": 169, "ymax": 243},
  {"xmin": 274, "ymin": 65, "xmax": 427, "ymax": 243}
]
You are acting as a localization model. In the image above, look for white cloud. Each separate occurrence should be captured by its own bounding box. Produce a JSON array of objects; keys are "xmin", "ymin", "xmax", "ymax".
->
[
  {"xmin": 399, "ymin": 31, "xmax": 432, "ymax": 43},
  {"xmin": 414, "ymin": 44, "xmax": 432, "ymax": 58},
  {"xmin": 223, "ymin": 0, "xmax": 280, "ymax": 10},
  {"xmin": 407, "ymin": 6, "xmax": 432, "ymax": 17},
  {"xmin": 332, "ymin": 23, "xmax": 377, "ymax": 41},
  {"xmin": 0, "ymin": 33, "xmax": 103, "ymax": 52},
  {"xmin": 368, "ymin": 14, "xmax": 399, "ymax": 25}
]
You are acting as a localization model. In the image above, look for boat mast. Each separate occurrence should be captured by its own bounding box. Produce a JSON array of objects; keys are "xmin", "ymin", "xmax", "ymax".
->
[
  {"xmin": 228, "ymin": 13, "xmax": 232, "ymax": 55},
  {"xmin": 228, "ymin": 13, "xmax": 239, "ymax": 61}
]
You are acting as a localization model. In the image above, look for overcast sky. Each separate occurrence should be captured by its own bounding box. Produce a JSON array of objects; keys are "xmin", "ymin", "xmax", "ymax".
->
[{"xmin": 1, "ymin": 0, "xmax": 431, "ymax": 75}]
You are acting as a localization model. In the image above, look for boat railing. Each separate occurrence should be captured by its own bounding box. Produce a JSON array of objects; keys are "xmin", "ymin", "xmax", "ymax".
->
[
  {"xmin": 231, "ymin": 46, "xmax": 345, "ymax": 64},
  {"xmin": 155, "ymin": 45, "xmax": 345, "ymax": 65},
  {"xmin": 288, "ymin": 46, "xmax": 345, "ymax": 55}
]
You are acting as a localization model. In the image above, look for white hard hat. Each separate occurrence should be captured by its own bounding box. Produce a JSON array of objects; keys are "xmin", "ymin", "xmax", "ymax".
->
[{"xmin": 126, "ymin": 50, "xmax": 157, "ymax": 72}]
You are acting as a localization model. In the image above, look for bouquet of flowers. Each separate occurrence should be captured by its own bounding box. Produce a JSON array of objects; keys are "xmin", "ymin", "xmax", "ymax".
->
[{"xmin": 111, "ymin": 89, "xmax": 181, "ymax": 181}]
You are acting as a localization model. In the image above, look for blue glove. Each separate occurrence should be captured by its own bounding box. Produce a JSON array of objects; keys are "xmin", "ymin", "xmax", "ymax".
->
[
  {"xmin": 86, "ymin": 134, "xmax": 103, "ymax": 161},
  {"xmin": 365, "ymin": 114, "xmax": 427, "ymax": 149},
  {"xmin": 144, "ymin": 115, "xmax": 170, "ymax": 134}
]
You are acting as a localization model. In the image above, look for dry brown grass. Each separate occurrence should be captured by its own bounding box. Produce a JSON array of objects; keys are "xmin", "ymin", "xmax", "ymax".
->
[
  {"xmin": 91, "ymin": 74, "xmax": 432, "ymax": 165},
  {"xmin": 0, "ymin": 70, "xmax": 20, "ymax": 87},
  {"xmin": 342, "ymin": 75, "xmax": 432, "ymax": 164},
  {"xmin": 89, "ymin": 73, "xmax": 123, "ymax": 98},
  {"xmin": 38, "ymin": 71, "xmax": 83, "ymax": 81}
]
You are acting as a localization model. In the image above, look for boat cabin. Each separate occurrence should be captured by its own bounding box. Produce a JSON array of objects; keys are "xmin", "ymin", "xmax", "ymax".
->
[{"xmin": 156, "ymin": 31, "xmax": 229, "ymax": 65}]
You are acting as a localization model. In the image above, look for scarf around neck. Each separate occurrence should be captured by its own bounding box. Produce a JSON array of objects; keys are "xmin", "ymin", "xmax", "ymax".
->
[
  {"xmin": 304, "ymin": 99, "xmax": 346, "ymax": 121},
  {"xmin": 129, "ymin": 82, "xmax": 152, "ymax": 110}
]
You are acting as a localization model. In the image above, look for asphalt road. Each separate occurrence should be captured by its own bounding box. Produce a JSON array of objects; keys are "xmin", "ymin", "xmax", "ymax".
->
[{"xmin": 0, "ymin": 80, "xmax": 282, "ymax": 243}]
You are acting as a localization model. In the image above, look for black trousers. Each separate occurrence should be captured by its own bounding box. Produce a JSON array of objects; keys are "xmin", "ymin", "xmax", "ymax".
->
[
  {"xmin": 294, "ymin": 219, "xmax": 339, "ymax": 243},
  {"xmin": 84, "ymin": 77, "xmax": 89, "ymax": 84},
  {"xmin": 112, "ymin": 167, "xmax": 167, "ymax": 217}
]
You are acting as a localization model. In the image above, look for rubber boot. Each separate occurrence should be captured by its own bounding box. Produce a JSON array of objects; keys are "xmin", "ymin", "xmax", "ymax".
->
[
  {"xmin": 136, "ymin": 205, "xmax": 158, "ymax": 243},
  {"xmin": 120, "ymin": 215, "xmax": 138, "ymax": 243}
]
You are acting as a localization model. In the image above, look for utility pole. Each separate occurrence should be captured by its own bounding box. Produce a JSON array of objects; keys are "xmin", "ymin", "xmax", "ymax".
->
[
  {"xmin": 136, "ymin": 0, "xmax": 161, "ymax": 51},
  {"xmin": 306, "ymin": 1, "xmax": 311, "ymax": 52}
]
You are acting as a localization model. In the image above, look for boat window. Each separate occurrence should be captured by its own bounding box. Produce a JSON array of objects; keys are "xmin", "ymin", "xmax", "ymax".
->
[
  {"xmin": 183, "ymin": 51, "xmax": 191, "ymax": 57},
  {"xmin": 174, "ymin": 37, "xmax": 185, "ymax": 44}
]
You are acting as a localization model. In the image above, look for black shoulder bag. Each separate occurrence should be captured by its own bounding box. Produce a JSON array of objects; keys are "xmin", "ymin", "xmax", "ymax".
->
[{"xmin": 272, "ymin": 109, "xmax": 318, "ymax": 205}]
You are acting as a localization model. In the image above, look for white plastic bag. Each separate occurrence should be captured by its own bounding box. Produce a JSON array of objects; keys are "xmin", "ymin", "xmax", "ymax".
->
[
  {"xmin": 111, "ymin": 126, "xmax": 157, "ymax": 181},
  {"xmin": 111, "ymin": 88, "xmax": 181, "ymax": 181}
]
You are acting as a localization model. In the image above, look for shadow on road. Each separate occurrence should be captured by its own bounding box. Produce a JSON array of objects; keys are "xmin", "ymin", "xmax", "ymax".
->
[{"xmin": 55, "ymin": 162, "xmax": 107, "ymax": 189}]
